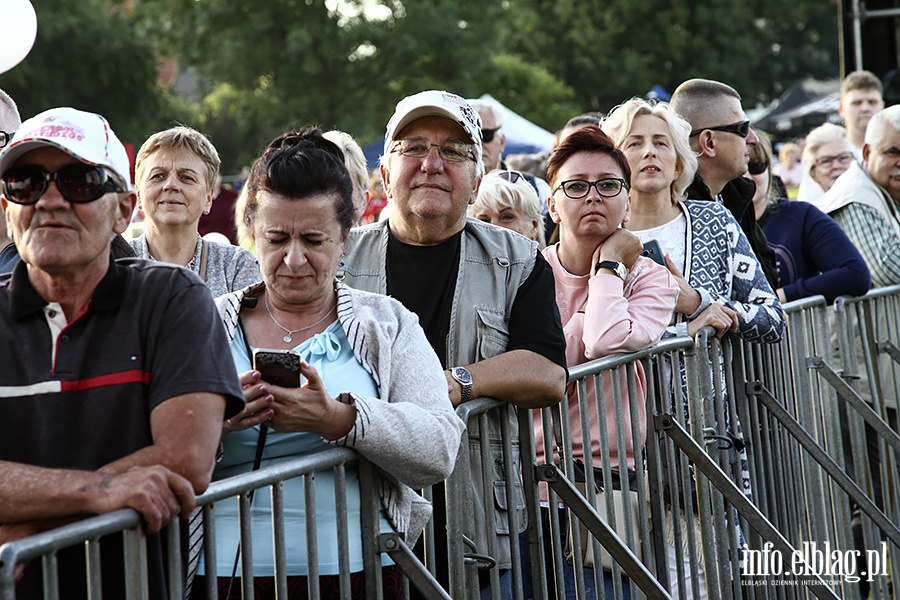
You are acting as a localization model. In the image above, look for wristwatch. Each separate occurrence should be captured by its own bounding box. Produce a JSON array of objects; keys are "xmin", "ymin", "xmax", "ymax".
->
[
  {"xmin": 595, "ymin": 260, "xmax": 627, "ymax": 282},
  {"xmin": 450, "ymin": 366, "xmax": 473, "ymax": 403}
]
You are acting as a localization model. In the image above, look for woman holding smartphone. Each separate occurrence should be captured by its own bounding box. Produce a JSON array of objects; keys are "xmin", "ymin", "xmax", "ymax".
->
[
  {"xmin": 602, "ymin": 98, "xmax": 784, "ymax": 599},
  {"xmin": 193, "ymin": 128, "xmax": 464, "ymax": 599}
]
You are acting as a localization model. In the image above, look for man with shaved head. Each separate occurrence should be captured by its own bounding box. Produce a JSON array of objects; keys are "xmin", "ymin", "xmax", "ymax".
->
[{"xmin": 671, "ymin": 78, "xmax": 779, "ymax": 289}]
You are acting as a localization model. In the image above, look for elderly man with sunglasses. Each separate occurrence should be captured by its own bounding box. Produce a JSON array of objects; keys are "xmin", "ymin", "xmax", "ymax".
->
[
  {"xmin": 671, "ymin": 78, "xmax": 779, "ymax": 289},
  {"xmin": 0, "ymin": 107, "xmax": 244, "ymax": 599},
  {"xmin": 340, "ymin": 90, "xmax": 567, "ymax": 597}
]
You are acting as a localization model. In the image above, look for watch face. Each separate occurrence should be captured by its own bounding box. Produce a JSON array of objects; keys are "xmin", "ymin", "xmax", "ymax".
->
[{"xmin": 453, "ymin": 367, "xmax": 472, "ymax": 385}]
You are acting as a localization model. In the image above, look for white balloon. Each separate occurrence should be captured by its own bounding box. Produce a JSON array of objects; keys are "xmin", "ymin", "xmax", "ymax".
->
[{"xmin": 0, "ymin": 0, "xmax": 38, "ymax": 75}]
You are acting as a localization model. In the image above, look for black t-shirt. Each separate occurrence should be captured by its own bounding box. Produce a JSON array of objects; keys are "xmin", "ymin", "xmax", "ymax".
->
[
  {"xmin": 386, "ymin": 230, "xmax": 461, "ymax": 366},
  {"xmin": 385, "ymin": 228, "xmax": 567, "ymax": 370}
]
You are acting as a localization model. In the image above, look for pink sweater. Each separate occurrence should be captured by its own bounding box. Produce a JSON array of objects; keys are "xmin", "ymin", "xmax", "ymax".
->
[{"xmin": 535, "ymin": 245, "xmax": 679, "ymax": 473}]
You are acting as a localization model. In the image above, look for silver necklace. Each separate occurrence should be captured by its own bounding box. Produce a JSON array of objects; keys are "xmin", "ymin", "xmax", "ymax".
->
[{"xmin": 264, "ymin": 295, "xmax": 335, "ymax": 343}]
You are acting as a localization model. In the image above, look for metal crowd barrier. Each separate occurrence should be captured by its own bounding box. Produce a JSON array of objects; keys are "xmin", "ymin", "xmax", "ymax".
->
[
  {"xmin": 0, "ymin": 447, "xmax": 450, "ymax": 600},
  {"xmin": 6, "ymin": 288, "xmax": 900, "ymax": 599}
]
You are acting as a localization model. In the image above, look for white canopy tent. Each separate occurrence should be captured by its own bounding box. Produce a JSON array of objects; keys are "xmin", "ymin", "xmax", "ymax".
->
[{"xmin": 472, "ymin": 93, "xmax": 556, "ymax": 157}]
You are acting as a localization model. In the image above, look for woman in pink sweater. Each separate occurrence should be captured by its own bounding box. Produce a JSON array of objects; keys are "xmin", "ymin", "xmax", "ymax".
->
[{"xmin": 524, "ymin": 126, "xmax": 678, "ymax": 599}]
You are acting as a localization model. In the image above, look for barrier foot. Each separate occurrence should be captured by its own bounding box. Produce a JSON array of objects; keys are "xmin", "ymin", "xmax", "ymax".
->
[{"xmin": 379, "ymin": 533, "xmax": 452, "ymax": 600}]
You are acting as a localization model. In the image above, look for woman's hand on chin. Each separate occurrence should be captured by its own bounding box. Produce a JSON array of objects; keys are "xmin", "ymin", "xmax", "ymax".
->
[
  {"xmin": 223, "ymin": 370, "xmax": 275, "ymax": 435},
  {"xmin": 592, "ymin": 228, "xmax": 643, "ymax": 271},
  {"xmin": 267, "ymin": 361, "xmax": 357, "ymax": 440}
]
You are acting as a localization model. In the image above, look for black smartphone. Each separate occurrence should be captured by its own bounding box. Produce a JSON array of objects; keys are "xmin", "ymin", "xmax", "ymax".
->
[
  {"xmin": 253, "ymin": 349, "xmax": 302, "ymax": 388},
  {"xmin": 641, "ymin": 239, "xmax": 666, "ymax": 266}
]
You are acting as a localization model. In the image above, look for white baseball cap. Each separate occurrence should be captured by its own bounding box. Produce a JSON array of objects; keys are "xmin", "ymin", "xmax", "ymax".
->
[
  {"xmin": 383, "ymin": 90, "xmax": 483, "ymax": 158},
  {"xmin": 0, "ymin": 107, "xmax": 133, "ymax": 191}
]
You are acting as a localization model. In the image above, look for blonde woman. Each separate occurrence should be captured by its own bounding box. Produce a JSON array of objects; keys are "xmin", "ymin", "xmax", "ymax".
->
[
  {"xmin": 469, "ymin": 169, "xmax": 545, "ymax": 248},
  {"xmin": 323, "ymin": 130, "xmax": 369, "ymax": 223},
  {"xmin": 603, "ymin": 98, "xmax": 783, "ymax": 599}
]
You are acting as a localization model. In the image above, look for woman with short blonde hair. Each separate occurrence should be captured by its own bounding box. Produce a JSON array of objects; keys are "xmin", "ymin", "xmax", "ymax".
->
[
  {"xmin": 469, "ymin": 170, "xmax": 545, "ymax": 248},
  {"xmin": 131, "ymin": 126, "xmax": 260, "ymax": 297}
]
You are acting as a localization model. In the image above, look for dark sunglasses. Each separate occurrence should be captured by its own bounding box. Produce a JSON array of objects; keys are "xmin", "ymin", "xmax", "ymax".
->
[
  {"xmin": 748, "ymin": 159, "xmax": 769, "ymax": 176},
  {"xmin": 496, "ymin": 170, "xmax": 526, "ymax": 184},
  {"xmin": 690, "ymin": 120, "xmax": 751, "ymax": 139},
  {"xmin": 2, "ymin": 163, "xmax": 126, "ymax": 205},
  {"xmin": 482, "ymin": 127, "xmax": 501, "ymax": 144}
]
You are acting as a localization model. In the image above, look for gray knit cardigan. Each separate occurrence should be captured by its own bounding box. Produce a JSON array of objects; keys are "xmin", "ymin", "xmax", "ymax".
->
[
  {"xmin": 132, "ymin": 234, "xmax": 261, "ymax": 299},
  {"xmin": 215, "ymin": 281, "xmax": 465, "ymax": 543}
]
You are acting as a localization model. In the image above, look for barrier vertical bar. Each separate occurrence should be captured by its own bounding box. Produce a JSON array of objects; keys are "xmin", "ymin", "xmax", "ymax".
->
[
  {"xmin": 238, "ymin": 492, "xmax": 254, "ymax": 600},
  {"xmin": 202, "ymin": 503, "xmax": 218, "ymax": 600},
  {"xmin": 271, "ymin": 482, "xmax": 288, "ymax": 600}
]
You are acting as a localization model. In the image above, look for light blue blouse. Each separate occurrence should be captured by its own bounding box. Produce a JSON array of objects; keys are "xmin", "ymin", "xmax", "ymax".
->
[{"xmin": 202, "ymin": 320, "xmax": 392, "ymax": 576}]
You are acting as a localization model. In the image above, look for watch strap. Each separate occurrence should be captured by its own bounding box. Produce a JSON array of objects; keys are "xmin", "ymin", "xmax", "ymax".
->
[
  {"xmin": 451, "ymin": 367, "xmax": 473, "ymax": 403},
  {"xmin": 595, "ymin": 260, "xmax": 626, "ymax": 281}
]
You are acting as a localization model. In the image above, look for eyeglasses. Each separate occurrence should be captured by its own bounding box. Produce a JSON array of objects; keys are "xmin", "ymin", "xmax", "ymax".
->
[
  {"xmin": 814, "ymin": 152, "xmax": 854, "ymax": 169},
  {"xmin": 690, "ymin": 120, "xmax": 751, "ymax": 139},
  {"xmin": 748, "ymin": 160, "xmax": 769, "ymax": 176},
  {"xmin": 482, "ymin": 127, "xmax": 501, "ymax": 144},
  {"xmin": 0, "ymin": 132, "xmax": 12, "ymax": 149},
  {"xmin": 554, "ymin": 178, "xmax": 629, "ymax": 199},
  {"xmin": 496, "ymin": 170, "xmax": 526, "ymax": 184},
  {"xmin": 2, "ymin": 164, "xmax": 126, "ymax": 205},
  {"xmin": 390, "ymin": 138, "xmax": 475, "ymax": 163}
]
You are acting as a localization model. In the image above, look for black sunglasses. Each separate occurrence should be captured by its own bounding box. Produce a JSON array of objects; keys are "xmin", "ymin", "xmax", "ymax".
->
[
  {"xmin": 690, "ymin": 120, "xmax": 751, "ymax": 139},
  {"xmin": 0, "ymin": 131, "xmax": 12, "ymax": 150},
  {"xmin": 2, "ymin": 163, "xmax": 126, "ymax": 205},
  {"xmin": 748, "ymin": 160, "xmax": 769, "ymax": 176},
  {"xmin": 496, "ymin": 170, "xmax": 526, "ymax": 184},
  {"xmin": 482, "ymin": 127, "xmax": 501, "ymax": 144}
]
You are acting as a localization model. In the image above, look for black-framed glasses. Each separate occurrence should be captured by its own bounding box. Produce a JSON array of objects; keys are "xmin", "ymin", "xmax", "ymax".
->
[
  {"xmin": 748, "ymin": 160, "xmax": 769, "ymax": 176},
  {"xmin": 496, "ymin": 169, "xmax": 526, "ymax": 184},
  {"xmin": 390, "ymin": 138, "xmax": 475, "ymax": 163},
  {"xmin": 690, "ymin": 120, "xmax": 751, "ymax": 138},
  {"xmin": 482, "ymin": 127, "xmax": 501, "ymax": 144},
  {"xmin": 0, "ymin": 132, "xmax": 12, "ymax": 149},
  {"xmin": 2, "ymin": 164, "xmax": 126, "ymax": 205},
  {"xmin": 554, "ymin": 178, "xmax": 629, "ymax": 199},
  {"xmin": 814, "ymin": 152, "xmax": 854, "ymax": 169}
]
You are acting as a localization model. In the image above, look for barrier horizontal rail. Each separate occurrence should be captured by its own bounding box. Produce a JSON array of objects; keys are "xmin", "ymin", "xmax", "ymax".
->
[{"xmin": 6, "ymin": 287, "xmax": 900, "ymax": 598}]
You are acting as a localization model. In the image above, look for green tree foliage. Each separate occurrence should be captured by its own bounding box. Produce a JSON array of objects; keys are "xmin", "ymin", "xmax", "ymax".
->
[
  {"xmin": 0, "ymin": 0, "xmax": 188, "ymax": 145},
  {"xmin": 478, "ymin": 53, "xmax": 582, "ymax": 132},
  {"xmin": 502, "ymin": 0, "xmax": 840, "ymax": 113},
  {"xmin": 132, "ymin": 0, "xmax": 544, "ymax": 170},
  {"xmin": 0, "ymin": 0, "xmax": 841, "ymax": 172}
]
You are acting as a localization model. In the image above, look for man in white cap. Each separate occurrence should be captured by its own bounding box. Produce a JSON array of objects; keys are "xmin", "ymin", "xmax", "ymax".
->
[
  {"xmin": 341, "ymin": 90, "xmax": 567, "ymax": 596},
  {"xmin": 0, "ymin": 107, "xmax": 244, "ymax": 599}
]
